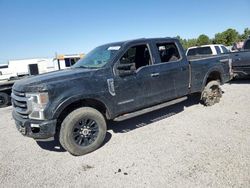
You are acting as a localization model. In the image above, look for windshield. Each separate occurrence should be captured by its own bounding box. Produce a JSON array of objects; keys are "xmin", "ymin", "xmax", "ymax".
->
[{"xmin": 73, "ymin": 44, "xmax": 121, "ymax": 68}]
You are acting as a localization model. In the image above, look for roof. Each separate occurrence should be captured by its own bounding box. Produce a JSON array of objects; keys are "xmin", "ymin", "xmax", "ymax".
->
[
  {"xmin": 102, "ymin": 37, "xmax": 177, "ymax": 47},
  {"xmin": 187, "ymin": 44, "xmax": 225, "ymax": 50}
]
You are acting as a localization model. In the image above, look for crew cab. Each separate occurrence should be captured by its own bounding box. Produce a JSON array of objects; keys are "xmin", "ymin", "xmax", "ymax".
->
[
  {"xmin": 231, "ymin": 37, "xmax": 250, "ymax": 77},
  {"xmin": 12, "ymin": 38, "xmax": 232, "ymax": 156}
]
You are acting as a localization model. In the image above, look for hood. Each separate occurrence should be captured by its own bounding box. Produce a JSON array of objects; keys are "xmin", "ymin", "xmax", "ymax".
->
[{"xmin": 13, "ymin": 68, "xmax": 96, "ymax": 92}]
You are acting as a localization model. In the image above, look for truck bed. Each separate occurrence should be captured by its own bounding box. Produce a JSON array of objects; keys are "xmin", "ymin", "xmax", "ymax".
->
[{"xmin": 189, "ymin": 54, "xmax": 232, "ymax": 93}]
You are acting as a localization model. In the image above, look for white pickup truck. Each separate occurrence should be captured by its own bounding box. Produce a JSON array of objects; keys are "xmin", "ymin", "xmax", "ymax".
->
[{"xmin": 186, "ymin": 44, "xmax": 229, "ymax": 56}]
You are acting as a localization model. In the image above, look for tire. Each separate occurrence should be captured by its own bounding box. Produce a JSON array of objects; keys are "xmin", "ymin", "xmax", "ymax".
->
[
  {"xmin": 59, "ymin": 107, "xmax": 107, "ymax": 156},
  {"xmin": 201, "ymin": 80, "xmax": 222, "ymax": 106},
  {"xmin": 0, "ymin": 92, "xmax": 10, "ymax": 108}
]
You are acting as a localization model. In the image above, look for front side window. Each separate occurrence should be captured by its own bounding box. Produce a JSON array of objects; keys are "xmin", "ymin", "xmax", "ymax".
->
[
  {"xmin": 157, "ymin": 43, "xmax": 180, "ymax": 62},
  {"xmin": 73, "ymin": 44, "xmax": 121, "ymax": 68},
  {"xmin": 120, "ymin": 44, "xmax": 151, "ymax": 70}
]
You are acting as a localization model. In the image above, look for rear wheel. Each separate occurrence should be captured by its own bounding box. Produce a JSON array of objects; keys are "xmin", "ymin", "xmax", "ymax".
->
[
  {"xmin": 0, "ymin": 92, "xmax": 10, "ymax": 108},
  {"xmin": 59, "ymin": 107, "xmax": 107, "ymax": 156},
  {"xmin": 201, "ymin": 80, "xmax": 222, "ymax": 106}
]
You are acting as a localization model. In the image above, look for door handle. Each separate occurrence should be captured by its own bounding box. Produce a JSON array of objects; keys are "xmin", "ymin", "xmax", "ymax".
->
[{"xmin": 151, "ymin": 73, "xmax": 159, "ymax": 77}]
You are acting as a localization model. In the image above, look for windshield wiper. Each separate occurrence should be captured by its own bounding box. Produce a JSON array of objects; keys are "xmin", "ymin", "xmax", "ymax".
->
[
  {"xmin": 75, "ymin": 65, "xmax": 98, "ymax": 69},
  {"xmin": 78, "ymin": 65, "xmax": 89, "ymax": 68}
]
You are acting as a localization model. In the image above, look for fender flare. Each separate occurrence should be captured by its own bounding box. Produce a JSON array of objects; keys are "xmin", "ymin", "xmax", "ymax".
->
[
  {"xmin": 52, "ymin": 94, "xmax": 112, "ymax": 120},
  {"xmin": 201, "ymin": 66, "xmax": 224, "ymax": 90}
]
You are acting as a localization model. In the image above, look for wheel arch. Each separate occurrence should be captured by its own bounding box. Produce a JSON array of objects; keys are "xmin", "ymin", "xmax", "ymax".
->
[
  {"xmin": 202, "ymin": 67, "xmax": 223, "ymax": 90},
  {"xmin": 53, "ymin": 96, "xmax": 112, "ymax": 127}
]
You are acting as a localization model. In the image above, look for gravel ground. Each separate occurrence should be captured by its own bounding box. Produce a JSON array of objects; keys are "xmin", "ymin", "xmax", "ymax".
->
[{"xmin": 0, "ymin": 80, "xmax": 250, "ymax": 188}]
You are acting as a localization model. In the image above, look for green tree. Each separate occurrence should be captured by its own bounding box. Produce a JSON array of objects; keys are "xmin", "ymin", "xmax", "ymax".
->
[
  {"xmin": 186, "ymin": 39, "xmax": 197, "ymax": 48},
  {"xmin": 176, "ymin": 27, "xmax": 249, "ymax": 49},
  {"xmin": 240, "ymin": 28, "xmax": 250, "ymax": 40},
  {"xmin": 213, "ymin": 32, "xmax": 226, "ymax": 44},
  {"xmin": 214, "ymin": 28, "xmax": 239, "ymax": 46},
  {"xmin": 196, "ymin": 34, "xmax": 210, "ymax": 46},
  {"xmin": 176, "ymin": 35, "xmax": 189, "ymax": 49}
]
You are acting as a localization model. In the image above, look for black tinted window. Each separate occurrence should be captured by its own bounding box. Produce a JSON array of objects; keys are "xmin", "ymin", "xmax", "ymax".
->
[
  {"xmin": 187, "ymin": 47, "xmax": 212, "ymax": 56},
  {"xmin": 215, "ymin": 46, "xmax": 221, "ymax": 54},
  {"xmin": 244, "ymin": 40, "xmax": 250, "ymax": 50},
  {"xmin": 156, "ymin": 43, "xmax": 180, "ymax": 62},
  {"xmin": 221, "ymin": 46, "xmax": 228, "ymax": 53},
  {"xmin": 0, "ymin": 65, "xmax": 8, "ymax": 69},
  {"xmin": 65, "ymin": 58, "xmax": 71, "ymax": 67}
]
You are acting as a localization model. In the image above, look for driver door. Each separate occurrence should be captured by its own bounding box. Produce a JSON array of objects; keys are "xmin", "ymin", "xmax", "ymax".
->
[{"xmin": 113, "ymin": 43, "xmax": 154, "ymax": 115}]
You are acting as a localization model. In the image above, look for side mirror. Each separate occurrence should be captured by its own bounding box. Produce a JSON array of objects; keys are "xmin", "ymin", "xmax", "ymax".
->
[{"xmin": 117, "ymin": 62, "xmax": 136, "ymax": 77}]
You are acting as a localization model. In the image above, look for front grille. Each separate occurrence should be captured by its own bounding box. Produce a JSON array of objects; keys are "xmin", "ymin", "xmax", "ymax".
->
[{"xmin": 11, "ymin": 90, "xmax": 29, "ymax": 119}]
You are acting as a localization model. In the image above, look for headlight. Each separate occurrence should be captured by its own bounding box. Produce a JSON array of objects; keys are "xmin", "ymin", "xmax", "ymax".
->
[{"xmin": 26, "ymin": 92, "xmax": 49, "ymax": 120}]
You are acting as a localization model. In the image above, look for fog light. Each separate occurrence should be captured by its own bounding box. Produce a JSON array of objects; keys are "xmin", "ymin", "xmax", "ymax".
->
[
  {"xmin": 30, "ymin": 124, "xmax": 40, "ymax": 133},
  {"xmin": 31, "ymin": 124, "xmax": 40, "ymax": 128}
]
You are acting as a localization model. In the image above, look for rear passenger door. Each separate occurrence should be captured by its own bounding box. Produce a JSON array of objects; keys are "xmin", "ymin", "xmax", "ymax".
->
[{"xmin": 151, "ymin": 41, "xmax": 190, "ymax": 101}]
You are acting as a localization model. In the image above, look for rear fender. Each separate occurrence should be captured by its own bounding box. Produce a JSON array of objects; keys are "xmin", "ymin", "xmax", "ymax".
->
[{"xmin": 201, "ymin": 66, "xmax": 223, "ymax": 90}]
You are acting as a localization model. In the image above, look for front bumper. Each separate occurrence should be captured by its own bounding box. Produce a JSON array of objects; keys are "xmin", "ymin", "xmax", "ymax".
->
[{"xmin": 12, "ymin": 111, "xmax": 57, "ymax": 139}]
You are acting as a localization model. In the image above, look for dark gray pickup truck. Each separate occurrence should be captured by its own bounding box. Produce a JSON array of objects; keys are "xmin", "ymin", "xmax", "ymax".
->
[
  {"xmin": 12, "ymin": 38, "xmax": 231, "ymax": 155},
  {"xmin": 231, "ymin": 37, "xmax": 250, "ymax": 77}
]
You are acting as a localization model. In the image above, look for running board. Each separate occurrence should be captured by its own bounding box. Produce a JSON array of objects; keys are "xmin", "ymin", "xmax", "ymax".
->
[{"xmin": 114, "ymin": 96, "xmax": 187, "ymax": 121}]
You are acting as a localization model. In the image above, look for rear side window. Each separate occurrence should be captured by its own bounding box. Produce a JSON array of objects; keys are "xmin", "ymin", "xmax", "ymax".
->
[
  {"xmin": 244, "ymin": 40, "xmax": 250, "ymax": 50},
  {"xmin": 221, "ymin": 46, "xmax": 228, "ymax": 53},
  {"xmin": 187, "ymin": 47, "xmax": 212, "ymax": 56},
  {"xmin": 156, "ymin": 43, "xmax": 180, "ymax": 63},
  {"xmin": 215, "ymin": 46, "xmax": 221, "ymax": 54}
]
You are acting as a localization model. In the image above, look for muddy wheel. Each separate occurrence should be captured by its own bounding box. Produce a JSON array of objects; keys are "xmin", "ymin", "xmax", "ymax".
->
[{"xmin": 201, "ymin": 80, "xmax": 222, "ymax": 106}]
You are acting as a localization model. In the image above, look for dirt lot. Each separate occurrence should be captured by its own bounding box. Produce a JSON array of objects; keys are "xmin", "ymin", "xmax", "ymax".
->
[{"xmin": 0, "ymin": 80, "xmax": 250, "ymax": 188}]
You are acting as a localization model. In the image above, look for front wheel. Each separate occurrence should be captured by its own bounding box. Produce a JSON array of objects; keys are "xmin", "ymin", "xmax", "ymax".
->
[
  {"xmin": 201, "ymin": 80, "xmax": 222, "ymax": 106},
  {"xmin": 59, "ymin": 107, "xmax": 107, "ymax": 156}
]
